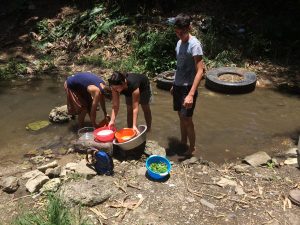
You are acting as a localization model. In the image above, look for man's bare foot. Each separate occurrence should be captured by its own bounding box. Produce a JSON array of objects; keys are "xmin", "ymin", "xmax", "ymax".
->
[{"xmin": 183, "ymin": 147, "xmax": 196, "ymax": 156}]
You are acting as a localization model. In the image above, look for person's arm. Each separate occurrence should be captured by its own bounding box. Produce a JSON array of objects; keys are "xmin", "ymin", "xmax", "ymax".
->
[
  {"xmin": 183, "ymin": 55, "xmax": 204, "ymax": 109},
  {"xmin": 108, "ymin": 89, "xmax": 120, "ymax": 128},
  {"xmin": 87, "ymin": 85, "xmax": 100, "ymax": 127},
  {"xmin": 132, "ymin": 88, "xmax": 140, "ymax": 133}
]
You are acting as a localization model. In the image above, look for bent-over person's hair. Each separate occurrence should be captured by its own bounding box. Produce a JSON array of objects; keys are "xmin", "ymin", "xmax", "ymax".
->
[{"xmin": 108, "ymin": 71, "xmax": 127, "ymax": 86}]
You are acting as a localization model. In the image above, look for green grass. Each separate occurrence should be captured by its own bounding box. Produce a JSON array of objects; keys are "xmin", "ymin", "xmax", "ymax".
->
[
  {"xmin": 12, "ymin": 194, "xmax": 91, "ymax": 225},
  {"xmin": 77, "ymin": 55, "xmax": 105, "ymax": 67},
  {"xmin": 0, "ymin": 60, "xmax": 27, "ymax": 80}
]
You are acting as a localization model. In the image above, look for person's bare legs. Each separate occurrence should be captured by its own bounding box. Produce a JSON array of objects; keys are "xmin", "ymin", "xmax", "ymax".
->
[
  {"xmin": 78, "ymin": 109, "xmax": 87, "ymax": 128},
  {"xmin": 178, "ymin": 112, "xmax": 187, "ymax": 144},
  {"xmin": 179, "ymin": 113, "xmax": 196, "ymax": 155},
  {"xmin": 126, "ymin": 104, "xmax": 133, "ymax": 128},
  {"xmin": 141, "ymin": 104, "xmax": 152, "ymax": 132}
]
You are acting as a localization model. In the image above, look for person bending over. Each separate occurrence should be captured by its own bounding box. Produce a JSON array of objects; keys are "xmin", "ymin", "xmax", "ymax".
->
[
  {"xmin": 108, "ymin": 71, "xmax": 152, "ymax": 133},
  {"xmin": 64, "ymin": 72, "xmax": 110, "ymax": 128}
]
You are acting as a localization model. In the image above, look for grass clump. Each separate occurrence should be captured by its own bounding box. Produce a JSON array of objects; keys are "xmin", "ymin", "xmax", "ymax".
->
[
  {"xmin": 12, "ymin": 194, "xmax": 91, "ymax": 225},
  {"xmin": 0, "ymin": 60, "xmax": 27, "ymax": 80}
]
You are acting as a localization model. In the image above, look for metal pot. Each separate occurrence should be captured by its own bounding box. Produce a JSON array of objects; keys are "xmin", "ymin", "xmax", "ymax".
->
[{"xmin": 113, "ymin": 125, "xmax": 147, "ymax": 151}]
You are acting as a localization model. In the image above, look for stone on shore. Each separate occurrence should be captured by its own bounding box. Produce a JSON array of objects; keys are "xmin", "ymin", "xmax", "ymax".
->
[
  {"xmin": 145, "ymin": 140, "xmax": 166, "ymax": 156},
  {"xmin": 60, "ymin": 176, "xmax": 117, "ymax": 206},
  {"xmin": 40, "ymin": 178, "xmax": 61, "ymax": 193},
  {"xmin": 0, "ymin": 176, "xmax": 19, "ymax": 193},
  {"xmin": 26, "ymin": 174, "xmax": 50, "ymax": 193},
  {"xmin": 74, "ymin": 159, "xmax": 97, "ymax": 179},
  {"xmin": 243, "ymin": 151, "xmax": 271, "ymax": 166},
  {"xmin": 45, "ymin": 166, "xmax": 62, "ymax": 178},
  {"xmin": 37, "ymin": 160, "xmax": 58, "ymax": 172}
]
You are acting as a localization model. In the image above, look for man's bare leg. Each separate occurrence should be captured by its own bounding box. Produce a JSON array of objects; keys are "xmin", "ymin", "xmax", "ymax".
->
[
  {"xmin": 78, "ymin": 109, "xmax": 87, "ymax": 128},
  {"xmin": 141, "ymin": 104, "xmax": 152, "ymax": 132},
  {"xmin": 181, "ymin": 115, "xmax": 196, "ymax": 155},
  {"xmin": 126, "ymin": 104, "xmax": 133, "ymax": 128}
]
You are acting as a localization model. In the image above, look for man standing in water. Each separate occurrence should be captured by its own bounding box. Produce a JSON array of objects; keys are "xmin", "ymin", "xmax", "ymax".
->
[{"xmin": 171, "ymin": 14, "xmax": 205, "ymax": 156}]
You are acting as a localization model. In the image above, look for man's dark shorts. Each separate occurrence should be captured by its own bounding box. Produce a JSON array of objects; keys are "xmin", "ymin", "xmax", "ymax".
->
[
  {"xmin": 125, "ymin": 86, "xmax": 152, "ymax": 105},
  {"xmin": 173, "ymin": 85, "xmax": 198, "ymax": 117}
]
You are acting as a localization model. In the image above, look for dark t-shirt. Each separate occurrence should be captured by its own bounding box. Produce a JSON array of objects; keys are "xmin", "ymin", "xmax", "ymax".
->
[
  {"xmin": 121, "ymin": 73, "xmax": 150, "ymax": 97},
  {"xmin": 66, "ymin": 72, "xmax": 105, "ymax": 92}
]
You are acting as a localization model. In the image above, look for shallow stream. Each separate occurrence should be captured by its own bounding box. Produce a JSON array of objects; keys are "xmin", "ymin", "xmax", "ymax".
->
[{"xmin": 0, "ymin": 77, "xmax": 299, "ymax": 163}]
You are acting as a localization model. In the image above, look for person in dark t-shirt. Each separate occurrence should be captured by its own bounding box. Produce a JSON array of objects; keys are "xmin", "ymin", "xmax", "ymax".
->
[
  {"xmin": 64, "ymin": 72, "xmax": 110, "ymax": 128},
  {"xmin": 108, "ymin": 71, "xmax": 152, "ymax": 133}
]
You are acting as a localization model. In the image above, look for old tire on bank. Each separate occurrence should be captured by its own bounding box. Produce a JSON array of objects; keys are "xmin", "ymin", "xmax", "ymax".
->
[
  {"xmin": 156, "ymin": 70, "xmax": 175, "ymax": 91},
  {"xmin": 205, "ymin": 67, "xmax": 257, "ymax": 94}
]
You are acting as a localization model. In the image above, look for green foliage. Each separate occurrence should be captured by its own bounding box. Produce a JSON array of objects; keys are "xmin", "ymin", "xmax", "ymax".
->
[
  {"xmin": 204, "ymin": 50, "xmax": 242, "ymax": 68},
  {"xmin": 132, "ymin": 27, "xmax": 177, "ymax": 74},
  {"xmin": 12, "ymin": 194, "xmax": 91, "ymax": 225},
  {"xmin": 267, "ymin": 161, "xmax": 275, "ymax": 169},
  {"xmin": 77, "ymin": 55, "xmax": 105, "ymax": 67},
  {"xmin": 107, "ymin": 56, "xmax": 146, "ymax": 73},
  {"xmin": 0, "ymin": 60, "xmax": 27, "ymax": 80},
  {"xmin": 36, "ymin": 4, "xmax": 127, "ymax": 44},
  {"xmin": 33, "ymin": 56, "xmax": 56, "ymax": 73}
]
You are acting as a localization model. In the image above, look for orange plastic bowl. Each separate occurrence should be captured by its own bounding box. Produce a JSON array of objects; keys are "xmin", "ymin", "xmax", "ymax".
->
[
  {"xmin": 94, "ymin": 126, "xmax": 116, "ymax": 142},
  {"xmin": 115, "ymin": 128, "xmax": 137, "ymax": 143}
]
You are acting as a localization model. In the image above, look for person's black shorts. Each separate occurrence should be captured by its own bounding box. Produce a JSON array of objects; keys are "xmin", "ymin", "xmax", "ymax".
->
[
  {"xmin": 173, "ymin": 85, "xmax": 198, "ymax": 117},
  {"xmin": 125, "ymin": 86, "xmax": 152, "ymax": 105}
]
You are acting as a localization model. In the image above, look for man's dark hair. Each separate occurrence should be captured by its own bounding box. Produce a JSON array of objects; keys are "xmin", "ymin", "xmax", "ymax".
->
[
  {"xmin": 108, "ymin": 71, "xmax": 126, "ymax": 85},
  {"xmin": 174, "ymin": 13, "xmax": 191, "ymax": 29}
]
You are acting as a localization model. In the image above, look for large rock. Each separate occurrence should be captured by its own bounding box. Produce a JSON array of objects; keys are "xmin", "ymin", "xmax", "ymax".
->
[
  {"xmin": 22, "ymin": 170, "xmax": 44, "ymax": 180},
  {"xmin": 37, "ymin": 160, "xmax": 58, "ymax": 172},
  {"xmin": 73, "ymin": 139, "xmax": 113, "ymax": 155},
  {"xmin": 25, "ymin": 174, "xmax": 49, "ymax": 193},
  {"xmin": 0, "ymin": 176, "xmax": 19, "ymax": 193},
  {"xmin": 74, "ymin": 159, "xmax": 97, "ymax": 179},
  {"xmin": 49, "ymin": 105, "xmax": 72, "ymax": 123},
  {"xmin": 60, "ymin": 176, "xmax": 117, "ymax": 206},
  {"xmin": 145, "ymin": 140, "xmax": 166, "ymax": 156},
  {"xmin": 45, "ymin": 166, "xmax": 62, "ymax": 178},
  {"xmin": 243, "ymin": 151, "xmax": 271, "ymax": 166},
  {"xmin": 40, "ymin": 178, "xmax": 61, "ymax": 193}
]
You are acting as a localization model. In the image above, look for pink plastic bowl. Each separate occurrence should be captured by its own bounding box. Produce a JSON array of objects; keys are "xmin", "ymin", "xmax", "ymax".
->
[{"xmin": 93, "ymin": 126, "xmax": 116, "ymax": 142}]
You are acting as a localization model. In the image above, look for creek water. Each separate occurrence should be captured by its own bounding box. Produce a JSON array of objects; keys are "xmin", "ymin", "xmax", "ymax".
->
[{"xmin": 0, "ymin": 77, "xmax": 299, "ymax": 164}]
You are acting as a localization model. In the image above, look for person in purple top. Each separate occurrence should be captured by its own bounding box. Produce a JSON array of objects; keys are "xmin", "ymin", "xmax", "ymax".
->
[{"xmin": 64, "ymin": 72, "xmax": 110, "ymax": 128}]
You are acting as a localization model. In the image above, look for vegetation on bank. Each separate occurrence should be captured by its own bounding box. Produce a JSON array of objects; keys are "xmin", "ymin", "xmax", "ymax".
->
[
  {"xmin": 0, "ymin": 0, "xmax": 299, "ymax": 80},
  {"xmin": 12, "ymin": 194, "xmax": 91, "ymax": 225}
]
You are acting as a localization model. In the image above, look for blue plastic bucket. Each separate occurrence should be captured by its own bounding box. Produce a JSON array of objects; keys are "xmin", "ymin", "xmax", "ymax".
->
[{"xmin": 145, "ymin": 155, "xmax": 171, "ymax": 180}]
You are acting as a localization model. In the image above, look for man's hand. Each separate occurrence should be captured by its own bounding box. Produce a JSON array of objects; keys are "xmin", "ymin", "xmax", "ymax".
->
[
  {"xmin": 170, "ymin": 86, "xmax": 173, "ymax": 95},
  {"xmin": 183, "ymin": 94, "xmax": 193, "ymax": 109},
  {"xmin": 133, "ymin": 125, "xmax": 140, "ymax": 135},
  {"xmin": 108, "ymin": 121, "xmax": 115, "ymax": 129}
]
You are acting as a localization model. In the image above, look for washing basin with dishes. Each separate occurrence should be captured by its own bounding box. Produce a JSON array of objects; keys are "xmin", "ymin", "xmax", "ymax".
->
[{"xmin": 113, "ymin": 125, "xmax": 147, "ymax": 151}]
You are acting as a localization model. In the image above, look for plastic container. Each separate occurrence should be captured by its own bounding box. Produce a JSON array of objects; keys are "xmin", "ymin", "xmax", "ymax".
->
[
  {"xmin": 115, "ymin": 128, "xmax": 137, "ymax": 143},
  {"xmin": 78, "ymin": 127, "xmax": 95, "ymax": 141},
  {"xmin": 145, "ymin": 155, "xmax": 172, "ymax": 180},
  {"xmin": 94, "ymin": 126, "xmax": 116, "ymax": 142}
]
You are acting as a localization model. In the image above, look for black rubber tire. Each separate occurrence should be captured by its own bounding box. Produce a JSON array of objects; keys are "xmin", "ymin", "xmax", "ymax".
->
[
  {"xmin": 156, "ymin": 70, "xmax": 175, "ymax": 91},
  {"xmin": 205, "ymin": 67, "xmax": 257, "ymax": 94}
]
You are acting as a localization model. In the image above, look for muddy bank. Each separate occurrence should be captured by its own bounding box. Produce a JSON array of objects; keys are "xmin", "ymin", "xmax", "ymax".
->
[{"xmin": 0, "ymin": 141, "xmax": 300, "ymax": 225}]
